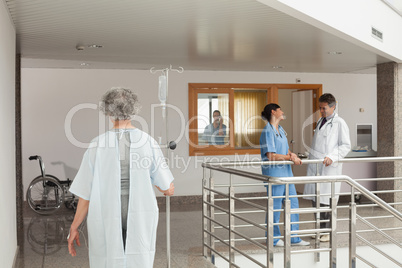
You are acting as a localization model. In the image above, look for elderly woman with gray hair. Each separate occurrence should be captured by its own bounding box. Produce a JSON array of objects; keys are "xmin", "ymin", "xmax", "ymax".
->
[{"xmin": 67, "ymin": 87, "xmax": 175, "ymax": 268}]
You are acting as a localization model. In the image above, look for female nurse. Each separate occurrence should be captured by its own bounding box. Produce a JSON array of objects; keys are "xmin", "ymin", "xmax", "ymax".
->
[{"xmin": 260, "ymin": 103, "xmax": 310, "ymax": 247}]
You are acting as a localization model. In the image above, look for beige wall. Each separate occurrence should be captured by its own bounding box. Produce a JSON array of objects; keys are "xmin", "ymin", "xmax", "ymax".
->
[
  {"xmin": 21, "ymin": 68, "xmax": 377, "ymax": 197},
  {"xmin": 0, "ymin": 1, "xmax": 17, "ymax": 266}
]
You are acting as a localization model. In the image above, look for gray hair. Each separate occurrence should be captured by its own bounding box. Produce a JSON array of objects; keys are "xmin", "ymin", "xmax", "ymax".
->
[
  {"xmin": 99, "ymin": 87, "xmax": 141, "ymax": 120},
  {"xmin": 319, "ymin": 93, "xmax": 336, "ymax": 108}
]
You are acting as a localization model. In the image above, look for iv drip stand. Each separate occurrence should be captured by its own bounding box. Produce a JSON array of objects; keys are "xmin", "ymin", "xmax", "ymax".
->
[{"xmin": 150, "ymin": 65, "xmax": 183, "ymax": 268}]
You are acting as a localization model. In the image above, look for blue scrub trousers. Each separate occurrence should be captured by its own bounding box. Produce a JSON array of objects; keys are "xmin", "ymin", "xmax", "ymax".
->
[{"xmin": 266, "ymin": 184, "xmax": 302, "ymax": 245}]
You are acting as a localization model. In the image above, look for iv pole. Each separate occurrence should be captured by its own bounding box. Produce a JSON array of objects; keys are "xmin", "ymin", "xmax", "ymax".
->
[{"xmin": 150, "ymin": 65, "xmax": 183, "ymax": 268}]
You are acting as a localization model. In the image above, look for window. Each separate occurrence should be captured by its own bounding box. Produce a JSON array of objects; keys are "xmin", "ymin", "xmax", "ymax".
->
[
  {"xmin": 197, "ymin": 93, "xmax": 230, "ymax": 146},
  {"xmin": 234, "ymin": 90, "xmax": 267, "ymax": 148},
  {"xmin": 188, "ymin": 83, "xmax": 322, "ymax": 156}
]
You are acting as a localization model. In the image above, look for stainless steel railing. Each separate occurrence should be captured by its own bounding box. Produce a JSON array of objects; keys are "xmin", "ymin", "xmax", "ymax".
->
[{"xmin": 202, "ymin": 157, "xmax": 402, "ymax": 268}]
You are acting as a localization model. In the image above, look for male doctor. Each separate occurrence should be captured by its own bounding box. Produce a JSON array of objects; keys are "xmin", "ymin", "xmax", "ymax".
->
[{"xmin": 303, "ymin": 93, "xmax": 351, "ymax": 242}]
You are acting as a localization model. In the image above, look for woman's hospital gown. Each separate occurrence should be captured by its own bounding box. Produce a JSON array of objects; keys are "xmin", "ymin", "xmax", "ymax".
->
[{"xmin": 69, "ymin": 129, "xmax": 174, "ymax": 267}]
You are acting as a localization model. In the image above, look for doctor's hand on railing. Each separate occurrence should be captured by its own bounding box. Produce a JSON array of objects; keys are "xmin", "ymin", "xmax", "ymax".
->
[
  {"xmin": 156, "ymin": 183, "xmax": 175, "ymax": 196},
  {"xmin": 289, "ymin": 152, "xmax": 302, "ymax": 165},
  {"xmin": 323, "ymin": 157, "xmax": 333, "ymax": 166}
]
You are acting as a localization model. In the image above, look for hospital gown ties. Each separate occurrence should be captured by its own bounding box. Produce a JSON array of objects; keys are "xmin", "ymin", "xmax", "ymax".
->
[{"xmin": 116, "ymin": 129, "xmax": 131, "ymax": 250}]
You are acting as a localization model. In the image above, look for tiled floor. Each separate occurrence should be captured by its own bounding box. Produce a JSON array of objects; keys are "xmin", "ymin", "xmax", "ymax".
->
[
  {"xmin": 14, "ymin": 198, "xmax": 401, "ymax": 268},
  {"xmin": 15, "ymin": 202, "xmax": 214, "ymax": 268}
]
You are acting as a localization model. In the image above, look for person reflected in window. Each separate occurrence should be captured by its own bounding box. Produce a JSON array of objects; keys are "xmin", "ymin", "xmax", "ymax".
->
[{"xmin": 203, "ymin": 110, "xmax": 227, "ymax": 145}]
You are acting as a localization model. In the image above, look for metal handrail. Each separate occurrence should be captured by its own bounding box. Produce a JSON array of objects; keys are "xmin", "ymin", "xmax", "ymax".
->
[
  {"xmin": 273, "ymin": 175, "xmax": 402, "ymax": 221},
  {"xmin": 202, "ymin": 157, "xmax": 402, "ymax": 268},
  {"xmin": 203, "ymin": 162, "xmax": 402, "ymax": 221},
  {"xmin": 204, "ymin": 156, "xmax": 402, "ymax": 167},
  {"xmin": 356, "ymin": 235, "xmax": 402, "ymax": 266}
]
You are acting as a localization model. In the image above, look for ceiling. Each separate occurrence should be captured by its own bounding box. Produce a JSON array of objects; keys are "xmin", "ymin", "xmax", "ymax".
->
[{"xmin": 4, "ymin": 0, "xmax": 394, "ymax": 73}]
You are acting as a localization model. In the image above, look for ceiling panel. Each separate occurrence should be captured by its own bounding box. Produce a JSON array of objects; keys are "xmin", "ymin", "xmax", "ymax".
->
[{"xmin": 4, "ymin": 0, "xmax": 392, "ymax": 72}]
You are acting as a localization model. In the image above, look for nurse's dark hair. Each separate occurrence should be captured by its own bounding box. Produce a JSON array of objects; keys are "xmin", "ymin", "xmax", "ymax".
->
[
  {"xmin": 319, "ymin": 93, "xmax": 336, "ymax": 108},
  {"xmin": 261, "ymin": 103, "xmax": 280, "ymax": 121},
  {"xmin": 99, "ymin": 87, "xmax": 141, "ymax": 120}
]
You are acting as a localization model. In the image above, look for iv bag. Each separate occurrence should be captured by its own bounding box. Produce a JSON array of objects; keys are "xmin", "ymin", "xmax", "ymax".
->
[{"xmin": 158, "ymin": 74, "xmax": 167, "ymax": 104}]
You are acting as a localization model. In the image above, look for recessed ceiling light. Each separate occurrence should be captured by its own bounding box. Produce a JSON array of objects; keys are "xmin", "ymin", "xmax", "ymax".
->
[
  {"xmin": 87, "ymin": 44, "xmax": 103, "ymax": 49},
  {"xmin": 328, "ymin": 51, "xmax": 342, "ymax": 55},
  {"xmin": 272, "ymin": 66, "xmax": 284, "ymax": 69},
  {"xmin": 80, "ymin": 62, "xmax": 90, "ymax": 66}
]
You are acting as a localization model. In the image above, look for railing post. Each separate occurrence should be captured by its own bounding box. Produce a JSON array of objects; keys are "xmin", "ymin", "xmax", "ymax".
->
[
  {"xmin": 284, "ymin": 183, "xmax": 291, "ymax": 268},
  {"xmin": 330, "ymin": 182, "xmax": 337, "ymax": 268},
  {"xmin": 349, "ymin": 187, "xmax": 356, "ymax": 268},
  {"xmin": 267, "ymin": 183, "xmax": 274, "ymax": 268},
  {"xmin": 315, "ymin": 163, "xmax": 321, "ymax": 262},
  {"xmin": 202, "ymin": 166, "xmax": 208, "ymax": 259},
  {"xmin": 167, "ymin": 194, "xmax": 171, "ymax": 268},
  {"xmin": 229, "ymin": 174, "xmax": 235, "ymax": 267},
  {"xmin": 210, "ymin": 170, "xmax": 215, "ymax": 264}
]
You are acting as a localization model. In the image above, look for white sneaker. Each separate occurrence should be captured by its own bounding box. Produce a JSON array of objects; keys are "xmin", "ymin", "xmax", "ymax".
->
[
  {"xmin": 275, "ymin": 239, "xmax": 284, "ymax": 247},
  {"xmin": 320, "ymin": 235, "xmax": 330, "ymax": 242},
  {"xmin": 292, "ymin": 240, "xmax": 310, "ymax": 246}
]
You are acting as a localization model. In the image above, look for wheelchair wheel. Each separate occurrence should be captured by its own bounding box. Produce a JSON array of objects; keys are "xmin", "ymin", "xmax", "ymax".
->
[
  {"xmin": 27, "ymin": 215, "xmax": 65, "ymax": 255},
  {"xmin": 26, "ymin": 175, "xmax": 64, "ymax": 215}
]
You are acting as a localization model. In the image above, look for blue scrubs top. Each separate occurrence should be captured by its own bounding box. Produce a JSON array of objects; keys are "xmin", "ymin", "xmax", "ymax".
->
[{"xmin": 260, "ymin": 123, "xmax": 293, "ymax": 177}]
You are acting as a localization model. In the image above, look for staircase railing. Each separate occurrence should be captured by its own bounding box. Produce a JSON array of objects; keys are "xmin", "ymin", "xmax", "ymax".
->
[{"xmin": 202, "ymin": 157, "xmax": 402, "ymax": 268}]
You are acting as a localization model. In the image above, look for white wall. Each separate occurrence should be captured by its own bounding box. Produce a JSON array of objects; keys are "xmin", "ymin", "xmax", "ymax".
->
[
  {"xmin": 0, "ymin": 1, "xmax": 17, "ymax": 267},
  {"xmin": 21, "ymin": 68, "xmax": 377, "ymax": 197},
  {"xmin": 259, "ymin": 0, "xmax": 402, "ymax": 62}
]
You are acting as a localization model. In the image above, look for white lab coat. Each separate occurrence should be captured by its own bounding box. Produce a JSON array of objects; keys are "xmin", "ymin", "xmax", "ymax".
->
[
  {"xmin": 304, "ymin": 113, "xmax": 351, "ymax": 205},
  {"xmin": 69, "ymin": 129, "xmax": 174, "ymax": 268}
]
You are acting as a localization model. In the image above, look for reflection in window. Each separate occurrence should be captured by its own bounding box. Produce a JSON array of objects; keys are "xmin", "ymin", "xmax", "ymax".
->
[
  {"xmin": 197, "ymin": 93, "xmax": 229, "ymax": 145},
  {"xmin": 234, "ymin": 90, "xmax": 267, "ymax": 148}
]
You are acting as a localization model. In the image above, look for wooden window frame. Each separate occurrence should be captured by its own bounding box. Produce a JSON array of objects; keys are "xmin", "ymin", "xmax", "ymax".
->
[{"xmin": 188, "ymin": 83, "xmax": 322, "ymax": 156}]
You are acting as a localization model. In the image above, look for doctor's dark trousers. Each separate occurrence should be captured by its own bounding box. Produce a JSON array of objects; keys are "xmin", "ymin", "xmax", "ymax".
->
[
  {"xmin": 266, "ymin": 184, "xmax": 302, "ymax": 245},
  {"xmin": 311, "ymin": 201, "xmax": 330, "ymax": 229}
]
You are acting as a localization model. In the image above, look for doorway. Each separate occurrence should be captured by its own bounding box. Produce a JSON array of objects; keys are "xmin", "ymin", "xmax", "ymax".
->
[{"xmin": 278, "ymin": 88, "xmax": 318, "ymax": 193}]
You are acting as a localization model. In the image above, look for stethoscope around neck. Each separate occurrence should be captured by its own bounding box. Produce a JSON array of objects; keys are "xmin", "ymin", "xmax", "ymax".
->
[
  {"xmin": 315, "ymin": 116, "xmax": 335, "ymax": 135},
  {"xmin": 269, "ymin": 122, "xmax": 287, "ymax": 138}
]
